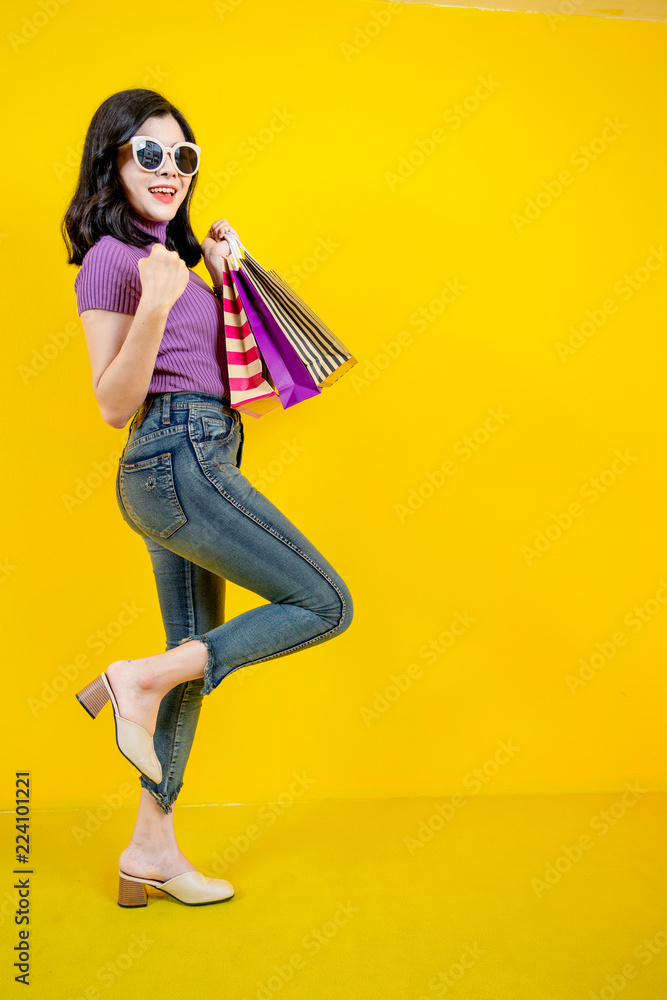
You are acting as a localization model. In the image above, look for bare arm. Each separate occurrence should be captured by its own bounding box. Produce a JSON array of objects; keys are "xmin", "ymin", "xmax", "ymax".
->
[
  {"xmin": 79, "ymin": 243, "xmax": 190, "ymax": 429},
  {"xmin": 81, "ymin": 300, "xmax": 171, "ymax": 428}
]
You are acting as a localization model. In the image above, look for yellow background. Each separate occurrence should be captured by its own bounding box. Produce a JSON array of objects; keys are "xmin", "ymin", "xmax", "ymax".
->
[{"xmin": 2, "ymin": 0, "xmax": 665, "ymax": 813}]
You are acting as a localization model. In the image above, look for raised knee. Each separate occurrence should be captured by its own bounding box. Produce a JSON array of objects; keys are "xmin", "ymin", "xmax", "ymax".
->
[
  {"xmin": 305, "ymin": 572, "xmax": 353, "ymax": 634},
  {"xmin": 332, "ymin": 578, "xmax": 353, "ymax": 634}
]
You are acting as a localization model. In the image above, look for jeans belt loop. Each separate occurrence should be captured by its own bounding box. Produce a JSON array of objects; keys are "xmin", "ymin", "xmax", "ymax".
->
[{"xmin": 162, "ymin": 392, "xmax": 172, "ymax": 425}]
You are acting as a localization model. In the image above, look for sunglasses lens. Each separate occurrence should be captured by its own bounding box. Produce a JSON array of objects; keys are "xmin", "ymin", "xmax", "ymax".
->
[
  {"xmin": 135, "ymin": 139, "xmax": 163, "ymax": 170},
  {"xmin": 175, "ymin": 145, "xmax": 199, "ymax": 175}
]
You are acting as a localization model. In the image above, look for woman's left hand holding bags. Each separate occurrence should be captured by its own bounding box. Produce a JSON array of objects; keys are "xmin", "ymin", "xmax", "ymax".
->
[{"xmin": 201, "ymin": 217, "xmax": 240, "ymax": 285}]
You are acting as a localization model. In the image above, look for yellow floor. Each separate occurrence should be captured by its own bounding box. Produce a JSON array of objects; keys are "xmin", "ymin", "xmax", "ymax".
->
[{"xmin": 4, "ymin": 793, "xmax": 667, "ymax": 999}]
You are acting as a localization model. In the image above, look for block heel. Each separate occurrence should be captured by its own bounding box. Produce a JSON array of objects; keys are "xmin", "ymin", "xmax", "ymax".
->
[
  {"xmin": 74, "ymin": 672, "xmax": 162, "ymax": 784},
  {"xmin": 118, "ymin": 874, "xmax": 147, "ymax": 908},
  {"xmin": 76, "ymin": 673, "xmax": 110, "ymax": 719}
]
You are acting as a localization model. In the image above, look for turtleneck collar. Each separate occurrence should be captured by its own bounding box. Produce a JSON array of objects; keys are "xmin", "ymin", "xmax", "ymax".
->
[{"xmin": 129, "ymin": 208, "xmax": 169, "ymax": 244}]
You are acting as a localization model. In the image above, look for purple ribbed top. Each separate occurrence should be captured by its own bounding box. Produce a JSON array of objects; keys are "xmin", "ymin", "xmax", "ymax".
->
[{"xmin": 74, "ymin": 209, "xmax": 229, "ymax": 398}]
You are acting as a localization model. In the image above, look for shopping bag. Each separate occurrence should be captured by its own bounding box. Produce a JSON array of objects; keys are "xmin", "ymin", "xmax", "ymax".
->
[
  {"xmin": 230, "ymin": 266, "xmax": 321, "ymax": 410},
  {"xmin": 224, "ymin": 232, "xmax": 357, "ymax": 388},
  {"xmin": 218, "ymin": 257, "xmax": 282, "ymax": 418}
]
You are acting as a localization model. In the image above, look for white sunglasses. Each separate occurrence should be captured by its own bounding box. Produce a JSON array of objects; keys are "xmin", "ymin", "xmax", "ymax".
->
[{"xmin": 118, "ymin": 135, "xmax": 201, "ymax": 176}]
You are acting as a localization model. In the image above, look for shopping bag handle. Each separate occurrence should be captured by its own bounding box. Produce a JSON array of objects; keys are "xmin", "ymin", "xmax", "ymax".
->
[{"xmin": 223, "ymin": 230, "xmax": 245, "ymax": 270}]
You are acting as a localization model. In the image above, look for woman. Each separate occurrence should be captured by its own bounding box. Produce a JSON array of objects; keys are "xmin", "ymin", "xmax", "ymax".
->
[{"xmin": 62, "ymin": 88, "xmax": 354, "ymax": 908}]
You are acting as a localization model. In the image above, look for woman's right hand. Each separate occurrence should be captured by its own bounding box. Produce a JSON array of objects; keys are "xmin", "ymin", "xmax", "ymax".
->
[{"xmin": 137, "ymin": 243, "xmax": 190, "ymax": 312}]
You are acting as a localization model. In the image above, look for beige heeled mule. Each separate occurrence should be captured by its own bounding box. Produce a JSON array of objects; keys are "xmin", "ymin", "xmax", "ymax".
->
[
  {"xmin": 118, "ymin": 869, "xmax": 235, "ymax": 907},
  {"xmin": 75, "ymin": 672, "xmax": 162, "ymax": 785}
]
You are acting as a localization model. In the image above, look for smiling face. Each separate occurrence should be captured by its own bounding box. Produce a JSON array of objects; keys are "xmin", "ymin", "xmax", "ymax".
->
[{"xmin": 116, "ymin": 113, "xmax": 193, "ymax": 223}]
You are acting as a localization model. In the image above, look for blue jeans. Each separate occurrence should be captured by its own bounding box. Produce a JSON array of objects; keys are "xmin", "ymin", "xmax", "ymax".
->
[{"xmin": 115, "ymin": 391, "xmax": 354, "ymax": 813}]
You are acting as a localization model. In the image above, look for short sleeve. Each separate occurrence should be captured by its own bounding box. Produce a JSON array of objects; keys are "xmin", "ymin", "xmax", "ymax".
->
[{"xmin": 74, "ymin": 237, "xmax": 141, "ymax": 316}]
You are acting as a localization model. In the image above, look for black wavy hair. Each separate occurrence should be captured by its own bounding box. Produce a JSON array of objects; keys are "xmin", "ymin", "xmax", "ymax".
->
[{"xmin": 61, "ymin": 89, "xmax": 202, "ymax": 268}]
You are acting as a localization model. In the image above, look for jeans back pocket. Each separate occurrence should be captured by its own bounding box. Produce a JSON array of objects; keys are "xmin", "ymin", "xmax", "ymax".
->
[{"xmin": 118, "ymin": 452, "xmax": 188, "ymax": 539}]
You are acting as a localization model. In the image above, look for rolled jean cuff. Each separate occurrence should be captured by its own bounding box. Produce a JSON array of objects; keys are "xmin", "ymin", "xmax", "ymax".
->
[
  {"xmin": 139, "ymin": 777, "xmax": 184, "ymax": 815},
  {"xmin": 176, "ymin": 633, "xmax": 215, "ymax": 696}
]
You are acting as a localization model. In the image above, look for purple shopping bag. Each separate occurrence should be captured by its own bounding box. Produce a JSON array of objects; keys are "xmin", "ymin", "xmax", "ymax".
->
[{"xmin": 230, "ymin": 268, "xmax": 321, "ymax": 409}]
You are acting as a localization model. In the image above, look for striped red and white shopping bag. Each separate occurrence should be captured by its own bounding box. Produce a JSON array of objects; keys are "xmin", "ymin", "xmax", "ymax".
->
[{"xmin": 218, "ymin": 257, "xmax": 282, "ymax": 418}]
